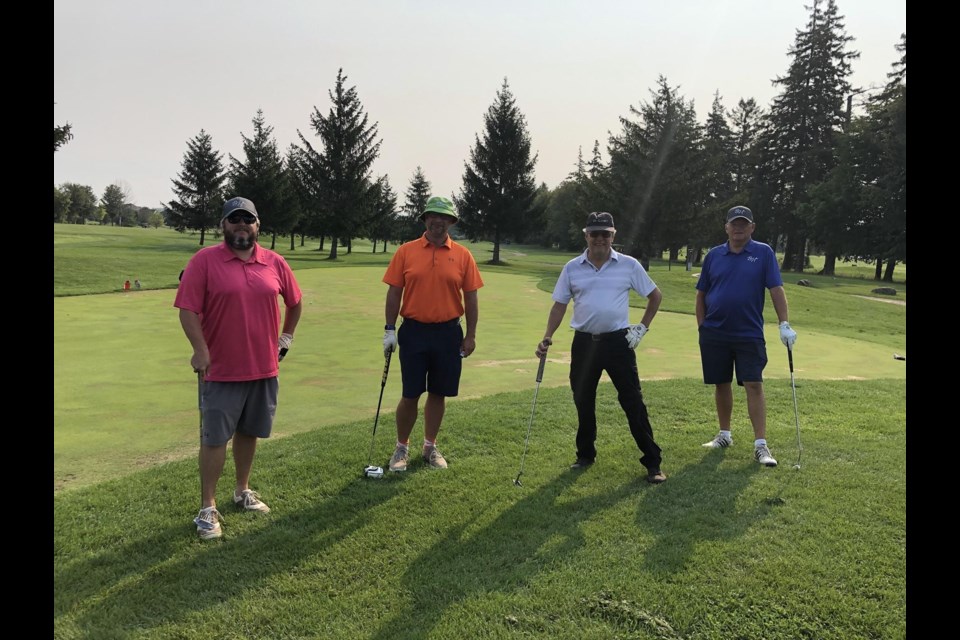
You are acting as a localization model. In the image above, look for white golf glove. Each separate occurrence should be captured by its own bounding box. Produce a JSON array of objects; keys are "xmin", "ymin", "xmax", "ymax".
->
[
  {"xmin": 383, "ymin": 329, "xmax": 397, "ymax": 355},
  {"xmin": 625, "ymin": 323, "xmax": 648, "ymax": 350},
  {"xmin": 535, "ymin": 337, "xmax": 552, "ymax": 359},
  {"xmin": 779, "ymin": 321, "xmax": 797, "ymax": 348},
  {"xmin": 278, "ymin": 333, "xmax": 294, "ymax": 361}
]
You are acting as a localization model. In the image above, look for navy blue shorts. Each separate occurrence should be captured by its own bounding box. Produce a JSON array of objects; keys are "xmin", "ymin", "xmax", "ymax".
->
[
  {"xmin": 200, "ymin": 377, "xmax": 279, "ymax": 446},
  {"xmin": 398, "ymin": 318, "xmax": 463, "ymax": 398},
  {"xmin": 699, "ymin": 328, "xmax": 767, "ymax": 386}
]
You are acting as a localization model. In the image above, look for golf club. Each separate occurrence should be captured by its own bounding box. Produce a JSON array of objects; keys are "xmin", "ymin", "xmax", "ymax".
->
[
  {"xmin": 363, "ymin": 350, "xmax": 392, "ymax": 479},
  {"xmin": 788, "ymin": 347, "xmax": 802, "ymax": 469},
  {"xmin": 513, "ymin": 354, "xmax": 547, "ymax": 487},
  {"xmin": 197, "ymin": 371, "xmax": 204, "ymax": 442}
]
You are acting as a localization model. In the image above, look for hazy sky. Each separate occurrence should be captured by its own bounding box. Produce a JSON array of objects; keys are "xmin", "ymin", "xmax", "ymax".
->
[{"xmin": 54, "ymin": 0, "xmax": 905, "ymax": 211}]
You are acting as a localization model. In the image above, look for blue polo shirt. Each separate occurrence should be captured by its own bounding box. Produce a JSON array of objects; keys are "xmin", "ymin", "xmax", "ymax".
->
[
  {"xmin": 696, "ymin": 239, "xmax": 783, "ymax": 339},
  {"xmin": 552, "ymin": 249, "xmax": 657, "ymax": 334}
]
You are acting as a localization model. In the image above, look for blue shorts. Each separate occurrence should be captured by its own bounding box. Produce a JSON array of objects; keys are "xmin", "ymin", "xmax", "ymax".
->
[
  {"xmin": 398, "ymin": 318, "xmax": 463, "ymax": 398},
  {"xmin": 200, "ymin": 378, "xmax": 278, "ymax": 446},
  {"xmin": 699, "ymin": 328, "xmax": 767, "ymax": 386}
]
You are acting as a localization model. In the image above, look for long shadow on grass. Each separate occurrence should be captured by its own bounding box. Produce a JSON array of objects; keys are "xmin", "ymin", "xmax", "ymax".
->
[
  {"xmin": 369, "ymin": 469, "xmax": 641, "ymax": 639},
  {"xmin": 634, "ymin": 449, "xmax": 779, "ymax": 575},
  {"xmin": 59, "ymin": 476, "xmax": 402, "ymax": 636}
]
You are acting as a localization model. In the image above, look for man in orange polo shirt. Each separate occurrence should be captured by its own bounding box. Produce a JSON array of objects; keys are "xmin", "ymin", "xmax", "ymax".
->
[{"xmin": 381, "ymin": 196, "xmax": 484, "ymax": 471}]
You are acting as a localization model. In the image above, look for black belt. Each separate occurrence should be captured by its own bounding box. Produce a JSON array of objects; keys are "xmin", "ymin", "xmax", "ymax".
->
[
  {"xmin": 576, "ymin": 328, "xmax": 627, "ymax": 342},
  {"xmin": 402, "ymin": 317, "xmax": 461, "ymax": 327}
]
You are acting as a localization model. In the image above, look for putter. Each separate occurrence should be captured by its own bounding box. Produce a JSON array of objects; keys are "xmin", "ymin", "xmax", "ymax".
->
[
  {"xmin": 363, "ymin": 350, "xmax": 392, "ymax": 479},
  {"xmin": 197, "ymin": 371, "xmax": 204, "ymax": 442},
  {"xmin": 788, "ymin": 347, "xmax": 802, "ymax": 469},
  {"xmin": 514, "ymin": 354, "xmax": 547, "ymax": 487}
]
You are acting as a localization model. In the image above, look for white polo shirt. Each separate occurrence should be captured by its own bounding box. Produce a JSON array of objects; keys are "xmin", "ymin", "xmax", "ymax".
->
[{"xmin": 552, "ymin": 249, "xmax": 657, "ymax": 334}]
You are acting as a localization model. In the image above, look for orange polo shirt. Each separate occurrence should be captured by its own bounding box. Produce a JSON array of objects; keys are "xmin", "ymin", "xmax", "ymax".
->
[{"xmin": 383, "ymin": 234, "xmax": 484, "ymax": 323}]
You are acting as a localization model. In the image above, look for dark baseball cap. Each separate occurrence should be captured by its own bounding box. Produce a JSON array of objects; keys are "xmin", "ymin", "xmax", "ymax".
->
[
  {"xmin": 584, "ymin": 212, "xmax": 616, "ymax": 232},
  {"xmin": 222, "ymin": 197, "xmax": 260, "ymax": 221},
  {"xmin": 726, "ymin": 206, "xmax": 753, "ymax": 223}
]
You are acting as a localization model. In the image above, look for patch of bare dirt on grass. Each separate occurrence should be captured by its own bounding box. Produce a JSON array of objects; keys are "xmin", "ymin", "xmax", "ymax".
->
[{"xmin": 853, "ymin": 295, "xmax": 905, "ymax": 306}]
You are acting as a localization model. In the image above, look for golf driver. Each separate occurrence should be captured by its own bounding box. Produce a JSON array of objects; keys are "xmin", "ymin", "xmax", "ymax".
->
[
  {"xmin": 513, "ymin": 354, "xmax": 547, "ymax": 487},
  {"xmin": 788, "ymin": 347, "xmax": 802, "ymax": 469},
  {"xmin": 363, "ymin": 350, "xmax": 392, "ymax": 479}
]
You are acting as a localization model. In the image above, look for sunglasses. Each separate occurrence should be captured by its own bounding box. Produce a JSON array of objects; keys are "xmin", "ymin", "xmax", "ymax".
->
[
  {"xmin": 225, "ymin": 212, "xmax": 257, "ymax": 224},
  {"xmin": 588, "ymin": 230, "xmax": 612, "ymax": 238}
]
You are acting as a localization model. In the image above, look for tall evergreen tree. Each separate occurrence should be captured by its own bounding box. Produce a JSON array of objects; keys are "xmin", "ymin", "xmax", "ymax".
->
[
  {"xmin": 765, "ymin": 0, "xmax": 858, "ymax": 271},
  {"xmin": 54, "ymin": 185, "xmax": 72, "ymax": 223},
  {"xmin": 399, "ymin": 166, "xmax": 431, "ymax": 242},
  {"xmin": 606, "ymin": 75, "xmax": 704, "ymax": 265},
  {"xmin": 296, "ymin": 68, "xmax": 381, "ymax": 259},
  {"xmin": 229, "ymin": 109, "xmax": 297, "ymax": 250},
  {"xmin": 455, "ymin": 78, "xmax": 538, "ymax": 264},
  {"xmin": 167, "ymin": 130, "xmax": 227, "ymax": 245}
]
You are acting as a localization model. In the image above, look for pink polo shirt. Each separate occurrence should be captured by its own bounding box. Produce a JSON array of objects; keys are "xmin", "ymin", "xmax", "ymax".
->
[{"xmin": 174, "ymin": 242, "xmax": 302, "ymax": 382}]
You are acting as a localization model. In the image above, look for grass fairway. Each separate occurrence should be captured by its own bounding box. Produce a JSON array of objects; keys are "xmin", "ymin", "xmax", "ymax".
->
[
  {"xmin": 54, "ymin": 224, "xmax": 907, "ymax": 638},
  {"xmin": 54, "ymin": 267, "xmax": 906, "ymax": 492}
]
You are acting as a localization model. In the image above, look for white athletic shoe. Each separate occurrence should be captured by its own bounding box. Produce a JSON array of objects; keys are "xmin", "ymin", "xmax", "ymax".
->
[
  {"xmin": 194, "ymin": 506, "xmax": 223, "ymax": 540},
  {"xmin": 234, "ymin": 489, "xmax": 271, "ymax": 513},
  {"xmin": 702, "ymin": 433, "xmax": 733, "ymax": 448},
  {"xmin": 755, "ymin": 445, "xmax": 778, "ymax": 467},
  {"xmin": 389, "ymin": 445, "xmax": 409, "ymax": 472}
]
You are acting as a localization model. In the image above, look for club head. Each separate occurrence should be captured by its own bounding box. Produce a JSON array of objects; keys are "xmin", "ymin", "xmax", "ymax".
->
[
  {"xmin": 793, "ymin": 464, "xmax": 801, "ymax": 470},
  {"xmin": 513, "ymin": 477, "xmax": 523, "ymax": 487},
  {"xmin": 364, "ymin": 465, "xmax": 384, "ymax": 479}
]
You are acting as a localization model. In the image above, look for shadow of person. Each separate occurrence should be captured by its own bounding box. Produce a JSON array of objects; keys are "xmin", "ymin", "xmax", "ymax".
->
[
  {"xmin": 634, "ymin": 448, "xmax": 785, "ymax": 576},
  {"xmin": 368, "ymin": 468, "xmax": 641, "ymax": 639}
]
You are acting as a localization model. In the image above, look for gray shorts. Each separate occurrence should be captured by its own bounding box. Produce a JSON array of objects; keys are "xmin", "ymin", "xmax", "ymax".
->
[{"xmin": 200, "ymin": 378, "xmax": 279, "ymax": 446}]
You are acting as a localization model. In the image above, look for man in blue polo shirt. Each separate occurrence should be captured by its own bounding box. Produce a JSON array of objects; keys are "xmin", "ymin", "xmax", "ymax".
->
[
  {"xmin": 696, "ymin": 205, "xmax": 797, "ymax": 467},
  {"xmin": 535, "ymin": 212, "xmax": 666, "ymax": 484}
]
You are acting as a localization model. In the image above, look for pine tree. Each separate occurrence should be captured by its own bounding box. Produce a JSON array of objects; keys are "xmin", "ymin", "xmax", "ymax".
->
[
  {"xmin": 167, "ymin": 130, "xmax": 227, "ymax": 245},
  {"xmin": 455, "ymin": 78, "xmax": 538, "ymax": 264},
  {"xmin": 400, "ymin": 167, "xmax": 431, "ymax": 242},
  {"xmin": 296, "ymin": 68, "xmax": 381, "ymax": 259},
  {"xmin": 229, "ymin": 110, "xmax": 297, "ymax": 250},
  {"xmin": 606, "ymin": 75, "xmax": 703, "ymax": 265},
  {"xmin": 765, "ymin": 0, "xmax": 858, "ymax": 271}
]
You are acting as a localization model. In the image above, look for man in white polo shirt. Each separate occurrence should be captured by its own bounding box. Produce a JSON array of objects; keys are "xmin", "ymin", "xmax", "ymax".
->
[{"xmin": 535, "ymin": 212, "xmax": 667, "ymax": 483}]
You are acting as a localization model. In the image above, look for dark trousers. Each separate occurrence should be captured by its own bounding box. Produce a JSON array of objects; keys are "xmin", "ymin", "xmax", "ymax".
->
[{"xmin": 569, "ymin": 330, "xmax": 662, "ymax": 470}]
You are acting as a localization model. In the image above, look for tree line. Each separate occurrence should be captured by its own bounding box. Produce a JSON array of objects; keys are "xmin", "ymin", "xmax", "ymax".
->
[{"xmin": 54, "ymin": 0, "xmax": 905, "ymax": 279}]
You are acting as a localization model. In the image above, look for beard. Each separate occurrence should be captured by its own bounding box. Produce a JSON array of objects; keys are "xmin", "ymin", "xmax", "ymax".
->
[{"xmin": 224, "ymin": 226, "xmax": 258, "ymax": 250}]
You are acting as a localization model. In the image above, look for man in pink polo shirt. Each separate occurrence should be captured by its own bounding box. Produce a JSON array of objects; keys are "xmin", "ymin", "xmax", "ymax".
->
[{"xmin": 174, "ymin": 196, "xmax": 303, "ymax": 540}]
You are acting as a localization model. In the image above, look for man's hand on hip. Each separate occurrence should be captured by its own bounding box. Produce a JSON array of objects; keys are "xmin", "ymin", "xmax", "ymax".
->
[{"xmin": 626, "ymin": 323, "xmax": 648, "ymax": 349}]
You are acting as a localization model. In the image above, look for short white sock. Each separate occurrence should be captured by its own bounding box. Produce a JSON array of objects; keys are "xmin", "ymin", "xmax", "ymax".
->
[
  {"xmin": 720, "ymin": 430, "xmax": 732, "ymax": 439},
  {"xmin": 754, "ymin": 438, "xmax": 767, "ymax": 448}
]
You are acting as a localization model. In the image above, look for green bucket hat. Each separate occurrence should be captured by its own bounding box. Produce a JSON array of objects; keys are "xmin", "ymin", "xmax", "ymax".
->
[{"xmin": 420, "ymin": 196, "xmax": 458, "ymax": 221}]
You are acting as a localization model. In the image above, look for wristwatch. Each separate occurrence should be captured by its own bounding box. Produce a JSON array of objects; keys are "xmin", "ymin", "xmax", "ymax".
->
[{"xmin": 385, "ymin": 324, "xmax": 396, "ymax": 330}]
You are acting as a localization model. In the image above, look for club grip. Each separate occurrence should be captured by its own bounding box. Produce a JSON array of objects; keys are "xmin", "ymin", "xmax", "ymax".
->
[
  {"xmin": 536, "ymin": 355, "xmax": 546, "ymax": 383},
  {"xmin": 787, "ymin": 347, "xmax": 794, "ymax": 373},
  {"xmin": 381, "ymin": 350, "xmax": 392, "ymax": 385}
]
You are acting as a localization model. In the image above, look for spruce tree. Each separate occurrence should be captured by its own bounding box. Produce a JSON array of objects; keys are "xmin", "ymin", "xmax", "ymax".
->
[
  {"xmin": 296, "ymin": 68, "xmax": 381, "ymax": 259},
  {"xmin": 765, "ymin": 0, "xmax": 858, "ymax": 271},
  {"xmin": 400, "ymin": 167, "xmax": 432, "ymax": 242},
  {"xmin": 455, "ymin": 78, "xmax": 538, "ymax": 264},
  {"xmin": 229, "ymin": 110, "xmax": 297, "ymax": 249},
  {"xmin": 168, "ymin": 130, "xmax": 226, "ymax": 245}
]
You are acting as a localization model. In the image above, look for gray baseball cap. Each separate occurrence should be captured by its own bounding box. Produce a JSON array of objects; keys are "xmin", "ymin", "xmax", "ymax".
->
[
  {"xmin": 726, "ymin": 206, "xmax": 753, "ymax": 223},
  {"xmin": 222, "ymin": 197, "xmax": 260, "ymax": 221}
]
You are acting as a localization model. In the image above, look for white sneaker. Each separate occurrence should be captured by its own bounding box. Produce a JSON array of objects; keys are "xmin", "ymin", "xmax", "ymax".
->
[
  {"xmin": 194, "ymin": 506, "xmax": 223, "ymax": 540},
  {"xmin": 234, "ymin": 489, "xmax": 271, "ymax": 513},
  {"xmin": 702, "ymin": 433, "xmax": 733, "ymax": 448},
  {"xmin": 389, "ymin": 445, "xmax": 409, "ymax": 472},
  {"xmin": 424, "ymin": 446, "xmax": 448, "ymax": 469},
  {"xmin": 755, "ymin": 445, "xmax": 778, "ymax": 467}
]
